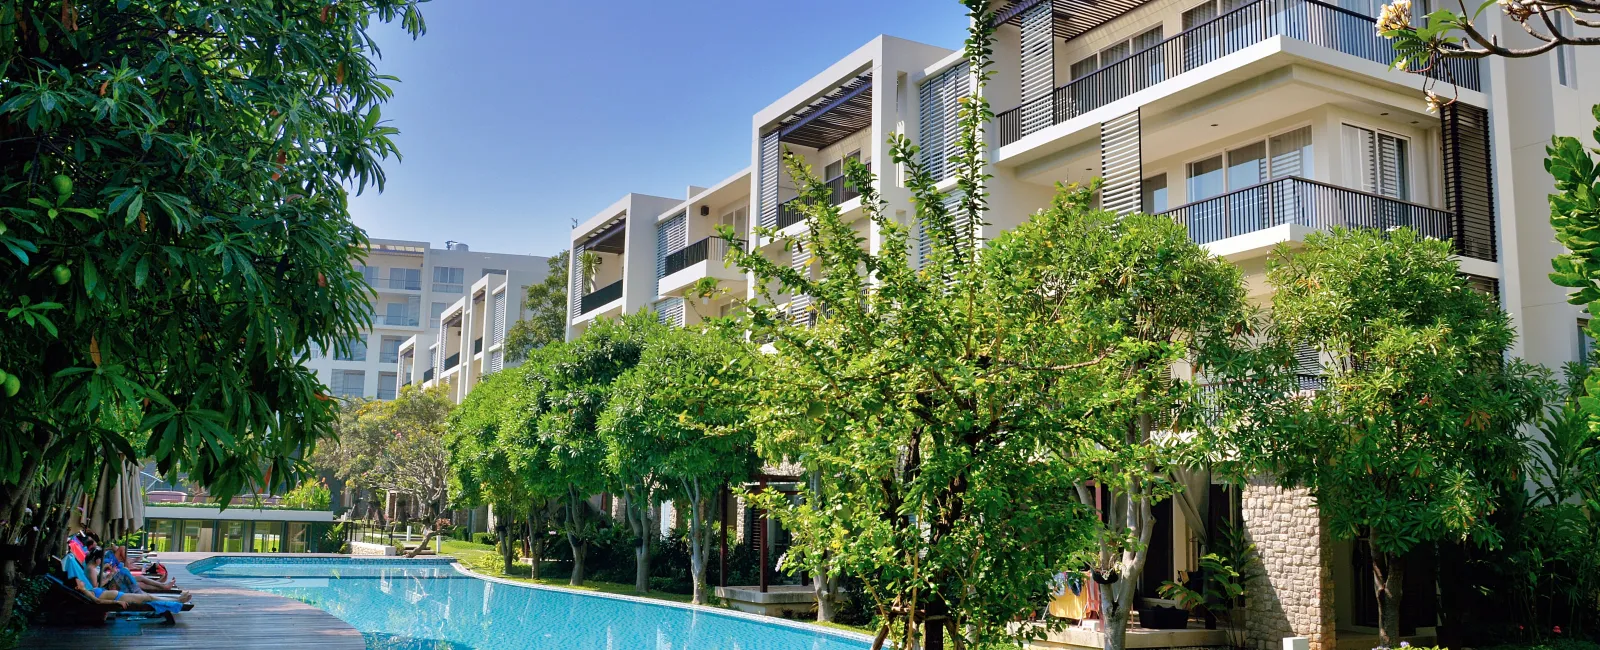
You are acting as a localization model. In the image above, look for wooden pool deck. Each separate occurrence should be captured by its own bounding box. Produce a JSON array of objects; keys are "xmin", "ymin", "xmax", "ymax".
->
[{"xmin": 21, "ymin": 553, "xmax": 365, "ymax": 650}]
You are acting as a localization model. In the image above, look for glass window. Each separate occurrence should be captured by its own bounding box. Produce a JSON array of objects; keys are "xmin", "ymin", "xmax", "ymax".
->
[
  {"xmin": 1342, "ymin": 125, "xmax": 1409, "ymax": 199},
  {"xmin": 1580, "ymin": 320, "xmax": 1594, "ymax": 364},
  {"xmin": 1070, "ymin": 55, "xmax": 1099, "ymax": 81},
  {"xmin": 355, "ymin": 264, "xmax": 379, "ymax": 284},
  {"xmin": 1098, "ymin": 41, "xmax": 1130, "ymax": 68},
  {"xmin": 1268, "ymin": 126, "xmax": 1314, "ymax": 179},
  {"xmin": 286, "ymin": 523, "xmax": 311, "ymax": 554},
  {"xmin": 430, "ymin": 302, "xmax": 448, "ymax": 329},
  {"xmin": 220, "ymin": 521, "xmax": 246, "ymax": 552},
  {"xmin": 334, "ymin": 336, "xmax": 367, "ymax": 362},
  {"xmin": 1187, "ymin": 155, "xmax": 1226, "ymax": 201},
  {"xmin": 380, "ymin": 336, "xmax": 404, "ymax": 364},
  {"xmin": 1142, "ymin": 175, "xmax": 1169, "ymax": 213},
  {"xmin": 1226, "ymin": 141, "xmax": 1267, "ymax": 191},
  {"xmin": 432, "ymin": 266, "xmax": 464, "ymax": 293},
  {"xmin": 252, "ymin": 521, "xmax": 283, "ymax": 553},
  {"xmin": 180, "ymin": 520, "xmax": 215, "ymax": 552},
  {"xmin": 147, "ymin": 519, "xmax": 177, "ymax": 552},
  {"xmin": 377, "ymin": 372, "xmax": 398, "ymax": 401},
  {"xmin": 389, "ymin": 267, "xmax": 422, "ymax": 290},
  {"xmin": 334, "ymin": 370, "xmax": 365, "ymax": 399}
]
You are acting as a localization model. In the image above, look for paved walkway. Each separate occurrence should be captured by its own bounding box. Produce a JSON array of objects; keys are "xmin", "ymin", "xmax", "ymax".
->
[{"xmin": 22, "ymin": 553, "xmax": 364, "ymax": 650}]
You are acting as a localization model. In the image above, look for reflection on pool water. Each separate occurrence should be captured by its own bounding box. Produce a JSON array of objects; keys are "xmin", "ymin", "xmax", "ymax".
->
[{"xmin": 188, "ymin": 557, "xmax": 869, "ymax": 650}]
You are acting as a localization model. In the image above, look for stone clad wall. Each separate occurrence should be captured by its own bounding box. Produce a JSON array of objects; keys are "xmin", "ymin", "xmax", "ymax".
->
[{"xmin": 1242, "ymin": 478, "xmax": 1336, "ymax": 650}]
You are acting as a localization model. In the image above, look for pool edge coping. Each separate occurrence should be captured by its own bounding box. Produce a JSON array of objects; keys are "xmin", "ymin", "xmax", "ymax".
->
[{"xmin": 450, "ymin": 562, "xmax": 877, "ymax": 646}]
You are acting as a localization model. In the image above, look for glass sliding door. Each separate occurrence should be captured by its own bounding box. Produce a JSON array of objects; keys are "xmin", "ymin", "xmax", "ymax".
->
[
  {"xmin": 180, "ymin": 520, "xmax": 216, "ymax": 552},
  {"xmin": 252, "ymin": 521, "xmax": 283, "ymax": 553},
  {"xmin": 146, "ymin": 519, "xmax": 177, "ymax": 552},
  {"xmin": 220, "ymin": 521, "xmax": 246, "ymax": 552},
  {"xmin": 286, "ymin": 523, "xmax": 310, "ymax": 554}
]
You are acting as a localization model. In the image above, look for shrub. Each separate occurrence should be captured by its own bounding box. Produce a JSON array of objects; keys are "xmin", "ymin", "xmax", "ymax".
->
[
  {"xmin": 282, "ymin": 478, "xmax": 332, "ymax": 511},
  {"xmin": 474, "ymin": 532, "xmax": 497, "ymax": 546}
]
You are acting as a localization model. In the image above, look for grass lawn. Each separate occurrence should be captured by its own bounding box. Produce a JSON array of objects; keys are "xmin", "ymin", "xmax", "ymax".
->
[{"xmin": 436, "ymin": 539, "xmax": 873, "ymax": 636}]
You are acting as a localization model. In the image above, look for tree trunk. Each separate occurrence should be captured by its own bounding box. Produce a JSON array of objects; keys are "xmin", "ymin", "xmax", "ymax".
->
[
  {"xmin": 0, "ymin": 558, "xmax": 17, "ymax": 635},
  {"xmin": 1372, "ymin": 546, "xmax": 1406, "ymax": 646},
  {"xmin": 403, "ymin": 527, "xmax": 438, "ymax": 558},
  {"xmin": 527, "ymin": 505, "xmax": 543, "ymax": 581},
  {"xmin": 634, "ymin": 541, "xmax": 650, "ymax": 594},
  {"xmin": 925, "ymin": 599, "xmax": 948, "ymax": 650},
  {"xmin": 1102, "ymin": 607, "xmax": 1131, "ymax": 650},
  {"xmin": 685, "ymin": 479, "xmax": 710, "ymax": 605},
  {"xmin": 815, "ymin": 574, "xmax": 839, "ymax": 622},
  {"xmin": 500, "ymin": 520, "xmax": 515, "ymax": 576},
  {"xmin": 569, "ymin": 540, "xmax": 586, "ymax": 586}
]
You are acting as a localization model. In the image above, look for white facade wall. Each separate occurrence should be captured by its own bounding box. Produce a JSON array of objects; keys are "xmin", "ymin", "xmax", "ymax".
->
[{"xmin": 304, "ymin": 238, "xmax": 547, "ymax": 401}]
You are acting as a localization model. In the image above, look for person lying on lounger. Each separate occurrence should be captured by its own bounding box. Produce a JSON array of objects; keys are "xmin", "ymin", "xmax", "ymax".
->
[
  {"xmin": 62, "ymin": 577, "xmax": 131, "ymax": 608},
  {"xmin": 78, "ymin": 550, "xmax": 191, "ymax": 604}
]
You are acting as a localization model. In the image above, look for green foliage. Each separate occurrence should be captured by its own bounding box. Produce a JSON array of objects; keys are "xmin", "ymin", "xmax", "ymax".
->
[
  {"xmin": 473, "ymin": 532, "xmax": 497, "ymax": 547},
  {"xmin": 1159, "ymin": 523, "xmax": 1259, "ymax": 649},
  {"xmin": 1225, "ymin": 227, "xmax": 1546, "ymax": 643},
  {"xmin": 984, "ymin": 184, "xmax": 1256, "ymax": 646},
  {"xmin": 314, "ymin": 386, "xmax": 454, "ymax": 521},
  {"xmin": 722, "ymin": 2, "xmax": 1136, "ymax": 645},
  {"xmin": 1548, "ymin": 107, "xmax": 1600, "ymax": 412},
  {"xmin": 598, "ymin": 324, "xmax": 761, "ymax": 602},
  {"xmin": 0, "ymin": 0, "xmax": 427, "ymax": 516},
  {"xmin": 281, "ymin": 477, "xmax": 332, "ymax": 511},
  {"xmin": 505, "ymin": 250, "xmax": 571, "ymax": 362}
]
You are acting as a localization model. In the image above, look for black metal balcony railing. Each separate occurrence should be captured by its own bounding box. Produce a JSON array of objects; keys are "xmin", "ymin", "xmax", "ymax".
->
[
  {"xmin": 775, "ymin": 165, "xmax": 873, "ymax": 231},
  {"xmin": 472, "ymin": 338, "xmax": 483, "ymax": 355},
  {"xmin": 1158, "ymin": 176, "xmax": 1488, "ymax": 260},
  {"xmin": 665, "ymin": 237, "xmax": 712, "ymax": 276},
  {"xmin": 385, "ymin": 276, "xmax": 422, "ymax": 290},
  {"xmin": 443, "ymin": 353, "xmax": 460, "ymax": 371},
  {"xmin": 663, "ymin": 236, "xmax": 742, "ymax": 277},
  {"xmin": 995, "ymin": 0, "xmax": 1482, "ymax": 147},
  {"xmin": 579, "ymin": 280, "xmax": 624, "ymax": 315},
  {"xmin": 422, "ymin": 368, "xmax": 434, "ymax": 382}
]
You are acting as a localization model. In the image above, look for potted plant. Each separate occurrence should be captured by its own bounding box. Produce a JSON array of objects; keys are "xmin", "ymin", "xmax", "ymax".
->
[{"xmin": 1160, "ymin": 523, "xmax": 1259, "ymax": 648}]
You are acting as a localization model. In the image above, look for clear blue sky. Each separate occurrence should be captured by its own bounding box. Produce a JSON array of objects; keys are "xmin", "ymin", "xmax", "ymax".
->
[{"xmin": 348, "ymin": 0, "xmax": 970, "ymax": 258}]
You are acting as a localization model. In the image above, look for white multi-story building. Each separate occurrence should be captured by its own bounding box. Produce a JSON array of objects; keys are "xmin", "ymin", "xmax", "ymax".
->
[
  {"xmin": 561, "ymin": 2, "xmax": 1596, "ymax": 646},
  {"xmin": 305, "ymin": 238, "xmax": 546, "ymax": 401}
]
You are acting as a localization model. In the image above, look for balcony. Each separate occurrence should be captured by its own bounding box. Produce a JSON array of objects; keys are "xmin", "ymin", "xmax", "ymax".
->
[
  {"xmin": 422, "ymin": 368, "xmax": 434, "ymax": 382},
  {"xmin": 995, "ymin": 0, "xmax": 1481, "ymax": 147},
  {"xmin": 775, "ymin": 164, "xmax": 871, "ymax": 231},
  {"xmin": 1159, "ymin": 176, "xmax": 1487, "ymax": 261},
  {"xmin": 443, "ymin": 353, "xmax": 460, "ymax": 371},
  {"xmin": 659, "ymin": 237, "xmax": 748, "ymax": 298},
  {"xmin": 579, "ymin": 280, "xmax": 623, "ymax": 315},
  {"xmin": 373, "ymin": 315, "xmax": 420, "ymax": 328},
  {"xmin": 472, "ymin": 338, "xmax": 483, "ymax": 355},
  {"xmin": 365, "ymin": 274, "xmax": 422, "ymax": 291}
]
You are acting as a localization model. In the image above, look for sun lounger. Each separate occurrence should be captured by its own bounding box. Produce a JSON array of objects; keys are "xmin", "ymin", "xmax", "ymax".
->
[{"xmin": 40, "ymin": 574, "xmax": 193, "ymax": 625}]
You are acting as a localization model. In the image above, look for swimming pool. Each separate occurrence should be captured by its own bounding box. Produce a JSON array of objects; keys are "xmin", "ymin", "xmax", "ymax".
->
[{"xmin": 188, "ymin": 557, "xmax": 871, "ymax": 650}]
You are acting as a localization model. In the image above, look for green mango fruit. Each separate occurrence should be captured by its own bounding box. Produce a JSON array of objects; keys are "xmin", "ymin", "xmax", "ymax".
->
[
  {"xmin": 52, "ymin": 264, "xmax": 71, "ymax": 285},
  {"xmin": 51, "ymin": 174, "xmax": 73, "ymax": 196}
]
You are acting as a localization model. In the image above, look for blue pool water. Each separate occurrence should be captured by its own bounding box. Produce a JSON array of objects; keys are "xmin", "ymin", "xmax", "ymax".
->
[{"xmin": 188, "ymin": 557, "xmax": 870, "ymax": 650}]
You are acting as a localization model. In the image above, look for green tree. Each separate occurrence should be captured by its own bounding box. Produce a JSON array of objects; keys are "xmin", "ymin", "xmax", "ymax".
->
[
  {"xmin": 315, "ymin": 385, "xmax": 454, "ymax": 554},
  {"xmin": 0, "ymin": 0, "xmax": 424, "ymax": 629},
  {"xmin": 513, "ymin": 315, "xmax": 655, "ymax": 586},
  {"xmin": 981, "ymin": 185, "xmax": 1255, "ymax": 650},
  {"xmin": 725, "ymin": 3, "xmax": 1100, "ymax": 646},
  {"xmin": 447, "ymin": 364, "xmax": 543, "ymax": 576},
  {"xmin": 599, "ymin": 325, "xmax": 761, "ymax": 603},
  {"xmin": 1227, "ymin": 227, "xmax": 1544, "ymax": 644},
  {"xmin": 504, "ymin": 250, "xmax": 570, "ymax": 362}
]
